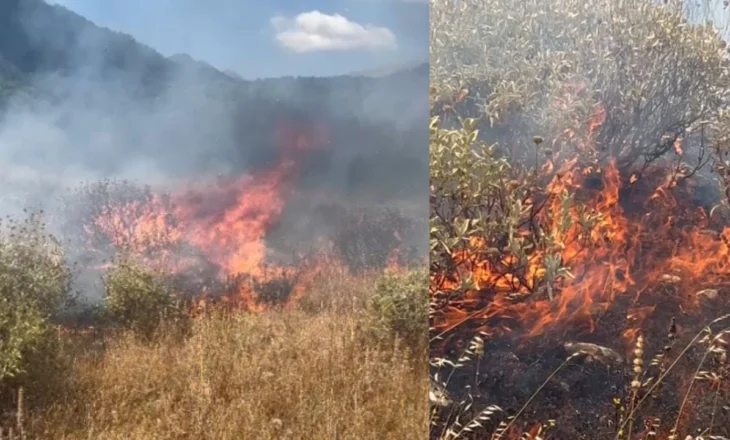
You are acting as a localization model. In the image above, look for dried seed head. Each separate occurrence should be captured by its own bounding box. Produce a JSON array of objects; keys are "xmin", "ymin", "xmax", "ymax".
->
[
  {"xmin": 533, "ymin": 136, "xmax": 544, "ymax": 145},
  {"xmin": 472, "ymin": 336, "xmax": 485, "ymax": 356}
]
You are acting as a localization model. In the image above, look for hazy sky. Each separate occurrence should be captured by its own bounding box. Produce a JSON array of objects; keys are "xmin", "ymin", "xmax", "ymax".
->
[{"xmin": 45, "ymin": 0, "xmax": 429, "ymax": 78}]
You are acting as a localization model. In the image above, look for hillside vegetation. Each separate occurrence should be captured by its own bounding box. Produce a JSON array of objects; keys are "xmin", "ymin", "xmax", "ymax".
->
[
  {"xmin": 0, "ymin": 0, "xmax": 430, "ymax": 438},
  {"xmin": 0, "ymin": 230, "xmax": 429, "ymax": 439},
  {"xmin": 430, "ymin": 0, "xmax": 730, "ymax": 438},
  {"xmin": 0, "ymin": 0, "xmax": 428, "ymax": 203}
]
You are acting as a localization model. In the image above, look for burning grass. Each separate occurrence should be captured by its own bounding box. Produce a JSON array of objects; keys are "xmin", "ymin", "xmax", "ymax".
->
[{"xmin": 430, "ymin": 0, "xmax": 730, "ymax": 438}]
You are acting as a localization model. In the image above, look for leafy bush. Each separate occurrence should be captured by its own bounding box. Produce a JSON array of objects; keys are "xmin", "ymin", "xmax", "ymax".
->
[
  {"xmin": 429, "ymin": 118, "xmax": 582, "ymax": 304},
  {"xmin": 0, "ymin": 212, "xmax": 73, "ymax": 384},
  {"xmin": 104, "ymin": 255, "xmax": 187, "ymax": 339},
  {"xmin": 430, "ymin": 0, "xmax": 730, "ymax": 170},
  {"xmin": 367, "ymin": 268, "xmax": 428, "ymax": 348}
]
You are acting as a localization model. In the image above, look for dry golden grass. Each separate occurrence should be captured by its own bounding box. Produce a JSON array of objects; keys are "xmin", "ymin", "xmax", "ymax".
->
[{"xmin": 17, "ymin": 273, "xmax": 428, "ymax": 440}]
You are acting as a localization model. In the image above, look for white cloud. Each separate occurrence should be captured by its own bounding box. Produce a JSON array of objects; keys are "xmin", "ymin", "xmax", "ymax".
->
[{"xmin": 271, "ymin": 11, "xmax": 397, "ymax": 53}]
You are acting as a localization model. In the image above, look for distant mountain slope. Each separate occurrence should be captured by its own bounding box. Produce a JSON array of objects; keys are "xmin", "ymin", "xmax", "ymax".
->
[
  {"xmin": 350, "ymin": 60, "xmax": 427, "ymax": 78},
  {"xmin": 0, "ymin": 0, "xmax": 427, "ymax": 109},
  {"xmin": 0, "ymin": 0, "xmax": 428, "ymax": 203}
]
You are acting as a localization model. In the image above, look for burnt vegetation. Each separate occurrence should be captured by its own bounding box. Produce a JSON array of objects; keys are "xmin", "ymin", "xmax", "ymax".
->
[{"xmin": 430, "ymin": 0, "xmax": 730, "ymax": 438}]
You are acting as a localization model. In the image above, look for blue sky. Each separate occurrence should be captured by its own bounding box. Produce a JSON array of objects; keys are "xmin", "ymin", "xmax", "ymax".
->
[{"xmin": 46, "ymin": 0, "xmax": 429, "ymax": 79}]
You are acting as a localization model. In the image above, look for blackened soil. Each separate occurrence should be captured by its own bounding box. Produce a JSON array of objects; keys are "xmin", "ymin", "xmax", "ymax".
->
[{"xmin": 430, "ymin": 295, "xmax": 730, "ymax": 439}]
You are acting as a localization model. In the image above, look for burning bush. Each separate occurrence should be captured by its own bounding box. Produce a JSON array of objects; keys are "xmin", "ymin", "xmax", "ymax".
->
[
  {"xmin": 429, "ymin": 119, "xmax": 578, "ymax": 308},
  {"xmin": 431, "ymin": 0, "xmax": 730, "ymax": 438},
  {"xmin": 56, "ymin": 178, "xmax": 165, "ymax": 260}
]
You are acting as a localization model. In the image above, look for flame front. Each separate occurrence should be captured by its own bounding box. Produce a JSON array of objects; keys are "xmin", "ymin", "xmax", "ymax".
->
[
  {"xmin": 431, "ymin": 102, "xmax": 730, "ymax": 347},
  {"xmin": 84, "ymin": 119, "xmax": 381, "ymax": 309}
]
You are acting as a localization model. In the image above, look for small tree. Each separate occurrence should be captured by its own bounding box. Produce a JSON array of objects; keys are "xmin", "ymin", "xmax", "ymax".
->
[
  {"xmin": 0, "ymin": 212, "xmax": 73, "ymax": 383},
  {"xmin": 104, "ymin": 254, "xmax": 186, "ymax": 340},
  {"xmin": 55, "ymin": 178, "xmax": 179, "ymax": 268}
]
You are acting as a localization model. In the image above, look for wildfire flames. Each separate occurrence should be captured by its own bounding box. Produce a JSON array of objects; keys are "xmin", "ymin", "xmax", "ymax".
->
[
  {"xmin": 432, "ymin": 94, "xmax": 730, "ymax": 347},
  {"xmin": 430, "ymin": 90, "xmax": 730, "ymax": 436},
  {"xmin": 432, "ymin": 154, "xmax": 730, "ymax": 340},
  {"xmin": 82, "ymin": 119, "xmax": 405, "ymax": 310}
]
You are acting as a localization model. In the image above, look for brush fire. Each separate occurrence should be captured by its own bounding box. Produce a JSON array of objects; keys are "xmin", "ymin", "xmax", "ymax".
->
[
  {"xmin": 74, "ymin": 118, "xmax": 414, "ymax": 313},
  {"xmin": 430, "ymin": 103, "xmax": 730, "ymax": 438},
  {"xmin": 429, "ymin": 0, "xmax": 730, "ymax": 436}
]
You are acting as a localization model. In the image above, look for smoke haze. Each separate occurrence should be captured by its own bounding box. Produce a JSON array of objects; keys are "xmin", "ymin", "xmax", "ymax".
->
[{"xmin": 0, "ymin": 0, "xmax": 428, "ymax": 298}]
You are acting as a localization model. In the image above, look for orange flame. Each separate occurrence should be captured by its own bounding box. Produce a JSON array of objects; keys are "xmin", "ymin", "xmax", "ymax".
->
[
  {"xmin": 84, "ymin": 119, "xmax": 384, "ymax": 309},
  {"xmin": 431, "ymin": 98, "xmax": 730, "ymax": 351}
]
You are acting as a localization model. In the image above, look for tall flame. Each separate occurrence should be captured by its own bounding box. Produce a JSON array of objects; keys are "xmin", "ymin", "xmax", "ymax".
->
[{"xmin": 86, "ymin": 119, "xmax": 346, "ymax": 308}]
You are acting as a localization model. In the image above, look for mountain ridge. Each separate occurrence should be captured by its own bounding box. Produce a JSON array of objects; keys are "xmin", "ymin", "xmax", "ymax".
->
[{"xmin": 0, "ymin": 0, "xmax": 427, "ymax": 97}]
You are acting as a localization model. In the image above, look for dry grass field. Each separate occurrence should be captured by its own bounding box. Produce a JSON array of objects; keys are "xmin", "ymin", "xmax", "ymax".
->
[{"xmin": 2, "ymin": 270, "xmax": 428, "ymax": 440}]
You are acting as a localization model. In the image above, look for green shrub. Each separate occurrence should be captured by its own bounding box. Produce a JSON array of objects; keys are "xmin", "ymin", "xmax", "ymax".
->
[
  {"xmin": 429, "ymin": 116, "xmax": 581, "ymax": 298},
  {"xmin": 104, "ymin": 254, "xmax": 187, "ymax": 340},
  {"xmin": 430, "ymin": 0, "xmax": 730, "ymax": 170},
  {"xmin": 0, "ymin": 212, "xmax": 73, "ymax": 384},
  {"xmin": 367, "ymin": 268, "xmax": 428, "ymax": 348}
]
